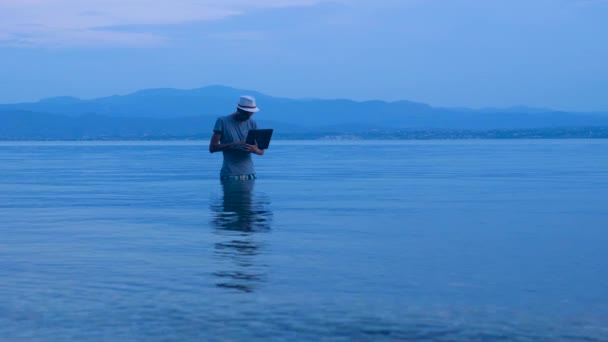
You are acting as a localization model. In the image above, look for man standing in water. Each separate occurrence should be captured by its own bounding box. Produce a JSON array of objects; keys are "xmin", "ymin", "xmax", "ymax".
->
[{"xmin": 209, "ymin": 95, "xmax": 264, "ymax": 180}]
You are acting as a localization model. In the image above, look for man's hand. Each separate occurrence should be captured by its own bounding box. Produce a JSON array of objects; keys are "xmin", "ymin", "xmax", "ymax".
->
[{"xmin": 243, "ymin": 140, "xmax": 264, "ymax": 155}]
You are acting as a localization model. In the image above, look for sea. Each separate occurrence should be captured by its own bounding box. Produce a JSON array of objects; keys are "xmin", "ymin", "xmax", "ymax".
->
[{"xmin": 0, "ymin": 140, "xmax": 607, "ymax": 341}]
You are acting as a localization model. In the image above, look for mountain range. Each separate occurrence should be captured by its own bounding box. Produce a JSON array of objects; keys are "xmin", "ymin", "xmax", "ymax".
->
[{"xmin": 1, "ymin": 85, "xmax": 607, "ymax": 140}]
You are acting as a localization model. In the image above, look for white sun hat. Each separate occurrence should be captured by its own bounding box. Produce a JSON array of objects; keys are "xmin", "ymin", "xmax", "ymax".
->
[{"xmin": 237, "ymin": 95, "xmax": 260, "ymax": 113}]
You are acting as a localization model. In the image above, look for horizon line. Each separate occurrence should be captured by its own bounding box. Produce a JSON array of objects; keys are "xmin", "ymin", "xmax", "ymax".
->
[{"xmin": 1, "ymin": 84, "xmax": 606, "ymax": 114}]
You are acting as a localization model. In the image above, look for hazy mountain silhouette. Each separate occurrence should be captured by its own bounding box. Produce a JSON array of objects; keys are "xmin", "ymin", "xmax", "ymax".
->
[{"xmin": 1, "ymin": 85, "xmax": 607, "ymax": 139}]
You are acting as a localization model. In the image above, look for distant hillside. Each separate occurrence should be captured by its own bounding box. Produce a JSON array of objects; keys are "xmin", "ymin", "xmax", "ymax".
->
[
  {"xmin": 0, "ymin": 110, "xmax": 312, "ymax": 140},
  {"xmin": 1, "ymin": 85, "xmax": 608, "ymax": 140}
]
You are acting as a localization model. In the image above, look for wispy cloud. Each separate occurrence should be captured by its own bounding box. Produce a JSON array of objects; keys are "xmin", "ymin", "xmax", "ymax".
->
[
  {"xmin": 0, "ymin": 0, "xmax": 322, "ymax": 47},
  {"xmin": 206, "ymin": 31, "xmax": 269, "ymax": 42}
]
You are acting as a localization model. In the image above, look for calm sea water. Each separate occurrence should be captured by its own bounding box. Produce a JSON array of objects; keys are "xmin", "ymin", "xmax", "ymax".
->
[{"xmin": 0, "ymin": 140, "xmax": 607, "ymax": 341}]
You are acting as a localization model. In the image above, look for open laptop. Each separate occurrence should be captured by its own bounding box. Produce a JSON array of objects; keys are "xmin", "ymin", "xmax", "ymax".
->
[{"xmin": 245, "ymin": 129, "xmax": 274, "ymax": 149}]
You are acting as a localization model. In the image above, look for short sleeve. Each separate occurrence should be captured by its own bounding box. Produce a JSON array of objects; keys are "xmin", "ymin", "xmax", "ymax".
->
[{"xmin": 213, "ymin": 118, "xmax": 223, "ymax": 134}]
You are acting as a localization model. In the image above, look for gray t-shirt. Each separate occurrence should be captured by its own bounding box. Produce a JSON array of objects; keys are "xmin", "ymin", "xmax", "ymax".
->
[{"xmin": 213, "ymin": 115, "xmax": 258, "ymax": 177}]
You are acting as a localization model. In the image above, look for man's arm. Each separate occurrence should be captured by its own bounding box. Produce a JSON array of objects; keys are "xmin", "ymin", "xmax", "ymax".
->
[{"xmin": 209, "ymin": 132, "xmax": 242, "ymax": 153}]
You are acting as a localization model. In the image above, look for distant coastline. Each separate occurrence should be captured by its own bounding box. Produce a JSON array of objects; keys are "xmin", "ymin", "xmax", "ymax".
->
[
  {"xmin": 1, "ymin": 127, "xmax": 607, "ymax": 141},
  {"xmin": 2, "ymin": 86, "xmax": 608, "ymax": 141}
]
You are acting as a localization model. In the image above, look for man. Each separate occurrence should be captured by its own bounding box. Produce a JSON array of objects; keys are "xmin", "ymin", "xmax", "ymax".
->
[{"xmin": 209, "ymin": 95, "xmax": 264, "ymax": 181}]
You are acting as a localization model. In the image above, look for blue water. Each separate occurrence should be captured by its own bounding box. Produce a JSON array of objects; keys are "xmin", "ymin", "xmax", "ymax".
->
[{"xmin": 1, "ymin": 140, "xmax": 607, "ymax": 341}]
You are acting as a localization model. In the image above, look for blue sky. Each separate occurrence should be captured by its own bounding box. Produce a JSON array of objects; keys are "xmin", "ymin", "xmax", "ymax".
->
[{"xmin": 1, "ymin": 0, "xmax": 607, "ymax": 111}]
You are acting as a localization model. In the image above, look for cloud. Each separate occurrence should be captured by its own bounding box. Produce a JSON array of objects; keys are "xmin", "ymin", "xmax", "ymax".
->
[
  {"xmin": 0, "ymin": 0, "xmax": 322, "ymax": 47},
  {"xmin": 206, "ymin": 31, "xmax": 269, "ymax": 42}
]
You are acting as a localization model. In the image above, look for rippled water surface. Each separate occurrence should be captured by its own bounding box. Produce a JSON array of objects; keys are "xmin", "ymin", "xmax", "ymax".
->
[{"xmin": 1, "ymin": 140, "xmax": 607, "ymax": 341}]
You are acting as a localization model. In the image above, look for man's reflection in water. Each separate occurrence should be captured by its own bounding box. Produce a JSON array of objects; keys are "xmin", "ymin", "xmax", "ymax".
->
[{"xmin": 210, "ymin": 179, "xmax": 272, "ymax": 293}]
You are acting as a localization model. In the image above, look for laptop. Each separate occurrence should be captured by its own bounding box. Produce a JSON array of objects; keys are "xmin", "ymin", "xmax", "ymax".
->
[{"xmin": 245, "ymin": 129, "xmax": 274, "ymax": 149}]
